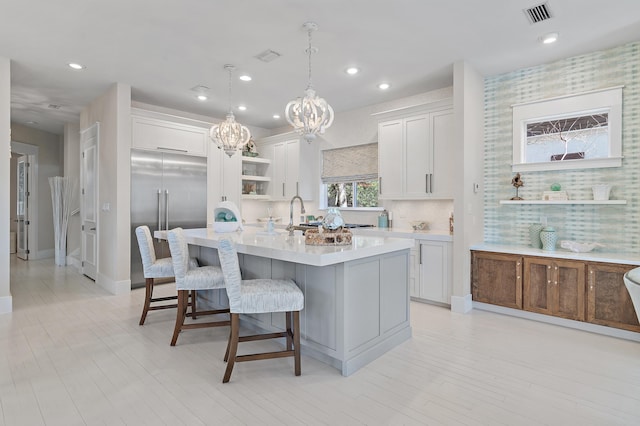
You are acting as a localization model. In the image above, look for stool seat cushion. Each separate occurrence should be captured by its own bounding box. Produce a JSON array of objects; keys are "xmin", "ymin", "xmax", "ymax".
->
[
  {"xmin": 627, "ymin": 267, "xmax": 640, "ymax": 285},
  {"xmin": 235, "ymin": 279, "xmax": 304, "ymax": 314},
  {"xmin": 178, "ymin": 265, "xmax": 226, "ymax": 290}
]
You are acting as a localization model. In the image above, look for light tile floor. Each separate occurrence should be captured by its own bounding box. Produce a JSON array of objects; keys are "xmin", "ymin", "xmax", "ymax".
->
[{"xmin": 2, "ymin": 255, "xmax": 640, "ymax": 425}]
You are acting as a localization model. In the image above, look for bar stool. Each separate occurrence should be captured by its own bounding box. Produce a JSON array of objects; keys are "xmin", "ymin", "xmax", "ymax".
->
[
  {"xmin": 166, "ymin": 228, "xmax": 230, "ymax": 346},
  {"xmin": 623, "ymin": 267, "xmax": 640, "ymax": 323},
  {"xmin": 217, "ymin": 238, "xmax": 304, "ymax": 383},
  {"xmin": 136, "ymin": 225, "xmax": 181, "ymax": 325}
]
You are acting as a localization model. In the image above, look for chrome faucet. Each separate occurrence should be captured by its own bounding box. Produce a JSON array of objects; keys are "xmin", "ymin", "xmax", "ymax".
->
[{"xmin": 286, "ymin": 195, "xmax": 306, "ymax": 236}]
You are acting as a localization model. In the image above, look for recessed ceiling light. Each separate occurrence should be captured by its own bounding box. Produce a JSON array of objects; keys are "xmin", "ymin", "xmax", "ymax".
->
[
  {"xmin": 541, "ymin": 32, "xmax": 559, "ymax": 44},
  {"xmin": 237, "ymin": 105, "xmax": 247, "ymax": 111},
  {"xmin": 239, "ymin": 75, "xmax": 252, "ymax": 82},
  {"xmin": 273, "ymin": 114, "xmax": 281, "ymax": 119},
  {"xmin": 68, "ymin": 63, "xmax": 85, "ymax": 70},
  {"xmin": 378, "ymin": 82, "xmax": 391, "ymax": 90},
  {"xmin": 196, "ymin": 94, "xmax": 208, "ymax": 101},
  {"xmin": 346, "ymin": 67, "xmax": 359, "ymax": 75}
]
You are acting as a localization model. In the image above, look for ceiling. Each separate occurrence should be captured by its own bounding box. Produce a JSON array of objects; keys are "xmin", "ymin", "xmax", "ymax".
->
[{"xmin": 2, "ymin": 0, "xmax": 640, "ymax": 135}]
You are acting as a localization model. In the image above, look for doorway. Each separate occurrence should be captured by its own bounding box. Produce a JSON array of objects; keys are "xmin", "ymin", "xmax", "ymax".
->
[{"xmin": 10, "ymin": 141, "xmax": 38, "ymax": 261}]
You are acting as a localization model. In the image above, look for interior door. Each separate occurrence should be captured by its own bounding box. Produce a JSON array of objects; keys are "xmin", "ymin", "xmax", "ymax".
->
[
  {"xmin": 81, "ymin": 123, "xmax": 99, "ymax": 280},
  {"xmin": 16, "ymin": 155, "xmax": 29, "ymax": 260}
]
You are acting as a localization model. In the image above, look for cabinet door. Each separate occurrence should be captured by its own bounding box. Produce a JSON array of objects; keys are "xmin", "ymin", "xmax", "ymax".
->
[
  {"xmin": 523, "ymin": 257, "xmax": 554, "ymax": 315},
  {"xmin": 587, "ymin": 263, "xmax": 640, "ymax": 332},
  {"xmin": 418, "ymin": 241, "xmax": 452, "ymax": 304},
  {"xmin": 404, "ymin": 114, "xmax": 430, "ymax": 198},
  {"xmin": 284, "ymin": 139, "xmax": 300, "ymax": 199},
  {"xmin": 472, "ymin": 251, "xmax": 523, "ymax": 309},
  {"xmin": 208, "ymin": 146, "xmax": 241, "ymax": 209},
  {"xmin": 132, "ymin": 116, "xmax": 207, "ymax": 156},
  {"xmin": 430, "ymin": 110, "xmax": 454, "ymax": 198},
  {"xmin": 554, "ymin": 259, "xmax": 585, "ymax": 321},
  {"xmin": 378, "ymin": 119, "xmax": 403, "ymax": 199},
  {"xmin": 409, "ymin": 242, "xmax": 420, "ymax": 298},
  {"xmin": 271, "ymin": 142, "xmax": 286, "ymax": 200}
]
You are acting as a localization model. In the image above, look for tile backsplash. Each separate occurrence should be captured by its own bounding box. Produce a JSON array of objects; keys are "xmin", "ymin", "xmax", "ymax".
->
[{"xmin": 484, "ymin": 42, "xmax": 639, "ymax": 253}]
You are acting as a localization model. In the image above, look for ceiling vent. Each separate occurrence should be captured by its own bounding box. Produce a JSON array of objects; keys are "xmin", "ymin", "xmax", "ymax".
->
[
  {"xmin": 524, "ymin": 3, "xmax": 552, "ymax": 24},
  {"xmin": 48, "ymin": 104, "xmax": 61, "ymax": 109},
  {"xmin": 255, "ymin": 49, "xmax": 282, "ymax": 63}
]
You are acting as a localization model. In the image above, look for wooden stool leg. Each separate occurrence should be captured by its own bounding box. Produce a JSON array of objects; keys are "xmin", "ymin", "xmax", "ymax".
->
[
  {"xmin": 293, "ymin": 311, "xmax": 301, "ymax": 376},
  {"xmin": 139, "ymin": 278, "xmax": 154, "ymax": 326},
  {"xmin": 223, "ymin": 325, "xmax": 232, "ymax": 362},
  {"xmin": 191, "ymin": 290, "xmax": 197, "ymax": 319},
  {"xmin": 170, "ymin": 290, "xmax": 188, "ymax": 346},
  {"xmin": 222, "ymin": 313, "xmax": 240, "ymax": 383},
  {"xmin": 285, "ymin": 311, "xmax": 293, "ymax": 351}
]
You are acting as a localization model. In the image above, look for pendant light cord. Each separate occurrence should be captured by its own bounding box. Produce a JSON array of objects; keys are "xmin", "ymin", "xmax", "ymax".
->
[
  {"xmin": 227, "ymin": 67, "xmax": 233, "ymax": 114},
  {"xmin": 307, "ymin": 28, "xmax": 313, "ymax": 89}
]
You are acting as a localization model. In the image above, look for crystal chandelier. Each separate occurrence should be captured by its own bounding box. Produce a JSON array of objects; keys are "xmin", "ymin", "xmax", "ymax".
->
[
  {"xmin": 210, "ymin": 64, "xmax": 251, "ymax": 157},
  {"xmin": 285, "ymin": 22, "xmax": 334, "ymax": 143}
]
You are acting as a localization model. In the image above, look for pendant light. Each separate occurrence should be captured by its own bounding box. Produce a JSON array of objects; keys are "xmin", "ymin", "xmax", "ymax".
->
[
  {"xmin": 285, "ymin": 22, "xmax": 334, "ymax": 143},
  {"xmin": 210, "ymin": 64, "xmax": 251, "ymax": 157}
]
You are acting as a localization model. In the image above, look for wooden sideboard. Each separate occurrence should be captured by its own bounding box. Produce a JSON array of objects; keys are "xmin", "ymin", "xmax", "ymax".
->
[{"xmin": 471, "ymin": 250, "xmax": 640, "ymax": 333}]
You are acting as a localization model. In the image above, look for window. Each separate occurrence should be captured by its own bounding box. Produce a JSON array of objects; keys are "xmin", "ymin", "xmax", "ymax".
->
[
  {"xmin": 321, "ymin": 143, "xmax": 380, "ymax": 210},
  {"xmin": 512, "ymin": 86, "xmax": 622, "ymax": 172},
  {"xmin": 327, "ymin": 180, "xmax": 379, "ymax": 208}
]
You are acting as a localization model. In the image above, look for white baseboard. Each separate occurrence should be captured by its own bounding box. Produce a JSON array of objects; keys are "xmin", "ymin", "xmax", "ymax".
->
[
  {"xmin": 34, "ymin": 249, "xmax": 55, "ymax": 260},
  {"xmin": 66, "ymin": 256, "xmax": 82, "ymax": 272},
  {"xmin": 450, "ymin": 294, "xmax": 473, "ymax": 313},
  {"xmin": 473, "ymin": 301, "xmax": 640, "ymax": 343},
  {"xmin": 96, "ymin": 272, "xmax": 131, "ymax": 295},
  {"xmin": 0, "ymin": 295, "xmax": 13, "ymax": 314}
]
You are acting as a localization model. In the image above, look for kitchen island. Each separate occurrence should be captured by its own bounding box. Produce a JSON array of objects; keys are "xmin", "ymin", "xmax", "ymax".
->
[{"xmin": 162, "ymin": 227, "xmax": 414, "ymax": 376}]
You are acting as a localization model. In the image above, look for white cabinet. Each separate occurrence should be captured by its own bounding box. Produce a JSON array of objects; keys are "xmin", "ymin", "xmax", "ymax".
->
[
  {"xmin": 208, "ymin": 147, "xmax": 241, "ymax": 208},
  {"xmin": 131, "ymin": 115, "xmax": 208, "ymax": 156},
  {"xmin": 412, "ymin": 240, "xmax": 452, "ymax": 304},
  {"xmin": 377, "ymin": 102, "xmax": 454, "ymax": 200},
  {"xmin": 260, "ymin": 134, "xmax": 318, "ymax": 201},
  {"xmin": 241, "ymin": 156, "xmax": 271, "ymax": 200}
]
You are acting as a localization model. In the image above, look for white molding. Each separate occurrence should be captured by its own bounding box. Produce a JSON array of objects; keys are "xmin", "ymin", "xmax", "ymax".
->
[
  {"xmin": 499, "ymin": 199, "xmax": 627, "ymax": 205},
  {"xmin": 473, "ymin": 301, "xmax": 640, "ymax": 343},
  {"xmin": 66, "ymin": 255, "xmax": 82, "ymax": 272},
  {"xmin": 0, "ymin": 295, "xmax": 12, "ymax": 314},
  {"xmin": 34, "ymin": 249, "xmax": 55, "ymax": 260},
  {"xmin": 510, "ymin": 85, "xmax": 625, "ymax": 107},
  {"xmin": 371, "ymin": 98, "xmax": 452, "ymax": 118},
  {"xmin": 450, "ymin": 294, "xmax": 473, "ymax": 313},
  {"xmin": 97, "ymin": 272, "xmax": 131, "ymax": 295}
]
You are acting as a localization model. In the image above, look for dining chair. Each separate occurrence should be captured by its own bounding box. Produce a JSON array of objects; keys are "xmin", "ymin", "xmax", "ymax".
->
[
  {"xmin": 166, "ymin": 228, "xmax": 230, "ymax": 346},
  {"xmin": 217, "ymin": 238, "xmax": 304, "ymax": 383}
]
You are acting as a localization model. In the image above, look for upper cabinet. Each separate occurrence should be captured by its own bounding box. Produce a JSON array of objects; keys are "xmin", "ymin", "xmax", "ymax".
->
[
  {"xmin": 131, "ymin": 113, "xmax": 208, "ymax": 157},
  {"xmin": 377, "ymin": 100, "xmax": 454, "ymax": 200},
  {"xmin": 259, "ymin": 134, "xmax": 318, "ymax": 201}
]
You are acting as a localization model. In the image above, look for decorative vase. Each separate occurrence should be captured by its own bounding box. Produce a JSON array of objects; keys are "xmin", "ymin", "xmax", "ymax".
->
[
  {"xmin": 322, "ymin": 207, "xmax": 344, "ymax": 230},
  {"xmin": 529, "ymin": 223, "xmax": 544, "ymax": 249},
  {"xmin": 540, "ymin": 226, "xmax": 558, "ymax": 251}
]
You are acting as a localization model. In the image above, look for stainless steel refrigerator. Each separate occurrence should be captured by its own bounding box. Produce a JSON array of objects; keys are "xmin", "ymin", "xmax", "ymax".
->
[{"xmin": 130, "ymin": 149, "xmax": 207, "ymax": 287}]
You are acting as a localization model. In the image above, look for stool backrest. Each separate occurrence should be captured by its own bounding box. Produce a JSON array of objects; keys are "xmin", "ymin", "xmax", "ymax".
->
[
  {"xmin": 166, "ymin": 228, "xmax": 190, "ymax": 281},
  {"xmin": 135, "ymin": 226, "xmax": 156, "ymax": 275},
  {"xmin": 217, "ymin": 239, "xmax": 242, "ymax": 312}
]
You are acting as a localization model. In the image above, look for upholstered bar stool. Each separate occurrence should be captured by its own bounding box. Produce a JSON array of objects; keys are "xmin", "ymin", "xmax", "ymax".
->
[
  {"xmin": 167, "ymin": 228, "xmax": 230, "ymax": 346},
  {"xmin": 217, "ymin": 238, "xmax": 304, "ymax": 383},
  {"xmin": 624, "ymin": 267, "xmax": 640, "ymax": 323},
  {"xmin": 136, "ymin": 225, "xmax": 181, "ymax": 325}
]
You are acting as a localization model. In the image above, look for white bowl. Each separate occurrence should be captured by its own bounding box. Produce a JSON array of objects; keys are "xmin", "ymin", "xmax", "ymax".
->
[{"xmin": 560, "ymin": 240, "xmax": 605, "ymax": 253}]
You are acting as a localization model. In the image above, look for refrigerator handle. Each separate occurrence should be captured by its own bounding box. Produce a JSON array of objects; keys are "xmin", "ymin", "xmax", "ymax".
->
[
  {"xmin": 157, "ymin": 189, "xmax": 162, "ymax": 232},
  {"xmin": 165, "ymin": 189, "xmax": 170, "ymax": 231}
]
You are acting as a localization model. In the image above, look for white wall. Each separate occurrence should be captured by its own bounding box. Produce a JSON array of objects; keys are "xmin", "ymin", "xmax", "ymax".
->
[
  {"xmin": 11, "ymin": 124, "xmax": 62, "ymax": 258},
  {"xmin": 0, "ymin": 57, "xmax": 12, "ymax": 314},
  {"xmin": 80, "ymin": 83, "xmax": 131, "ymax": 294}
]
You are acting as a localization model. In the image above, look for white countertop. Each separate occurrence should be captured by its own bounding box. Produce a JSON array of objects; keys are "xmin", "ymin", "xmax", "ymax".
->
[
  {"xmin": 471, "ymin": 243, "xmax": 640, "ymax": 266},
  {"xmin": 157, "ymin": 227, "xmax": 414, "ymax": 267}
]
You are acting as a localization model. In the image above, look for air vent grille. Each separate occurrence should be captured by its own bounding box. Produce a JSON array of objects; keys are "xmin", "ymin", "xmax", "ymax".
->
[
  {"xmin": 524, "ymin": 3, "xmax": 552, "ymax": 24},
  {"xmin": 255, "ymin": 49, "xmax": 282, "ymax": 63}
]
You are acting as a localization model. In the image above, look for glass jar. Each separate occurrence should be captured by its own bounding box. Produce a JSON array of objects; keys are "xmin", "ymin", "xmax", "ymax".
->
[
  {"xmin": 322, "ymin": 207, "xmax": 344, "ymax": 230},
  {"xmin": 529, "ymin": 223, "xmax": 544, "ymax": 249}
]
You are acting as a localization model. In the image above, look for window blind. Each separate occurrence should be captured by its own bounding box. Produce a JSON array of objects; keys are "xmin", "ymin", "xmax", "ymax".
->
[{"xmin": 321, "ymin": 143, "xmax": 378, "ymax": 183}]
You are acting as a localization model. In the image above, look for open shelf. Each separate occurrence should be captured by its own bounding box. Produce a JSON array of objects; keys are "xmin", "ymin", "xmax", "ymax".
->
[
  {"xmin": 241, "ymin": 175, "xmax": 271, "ymax": 182},
  {"xmin": 499, "ymin": 200, "xmax": 627, "ymax": 205},
  {"xmin": 241, "ymin": 156, "xmax": 271, "ymax": 164},
  {"xmin": 242, "ymin": 194, "xmax": 271, "ymax": 200}
]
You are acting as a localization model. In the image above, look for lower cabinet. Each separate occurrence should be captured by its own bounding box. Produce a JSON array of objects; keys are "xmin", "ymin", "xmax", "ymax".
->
[
  {"xmin": 471, "ymin": 251, "xmax": 523, "ymax": 309},
  {"xmin": 587, "ymin": 263, "xmax": 640, "ymax": 332},
  {"xmin": 412, "ymin": 240, "xmax": 452, "ymax": 304},
  {"xmin": 471, "ymin": 250, "xmax": 640, "ymax": 333},
  {"xmin": 523, "ymin": 257, "xmax": 585, "ymax": 321}
]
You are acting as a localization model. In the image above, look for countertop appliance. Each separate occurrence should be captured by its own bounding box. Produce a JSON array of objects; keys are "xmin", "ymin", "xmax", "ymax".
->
[{"xmin": 130, "ymin": 149, "xmax": 207, "ymax": 288}]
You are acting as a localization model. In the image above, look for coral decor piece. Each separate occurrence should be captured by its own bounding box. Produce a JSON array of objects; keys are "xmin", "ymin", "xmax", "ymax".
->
[
  {"xmin": 304, "ymin": 228, "xmax": 352, "ymax": 246},
  {"xmin": 511, "ymin": 172, "xmax": 524, "ymax": 200}
]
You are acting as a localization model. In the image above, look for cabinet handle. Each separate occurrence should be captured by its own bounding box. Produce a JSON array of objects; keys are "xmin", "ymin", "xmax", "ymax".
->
[
  {"xmin": 430, "ymin": 173, "xmax": 433, "ymax": 193},
  {"xmin": 379, "ymin": 177, "xmax": 382, "ymax": 194},
  {"xmin": 282, "ymin": 183, "xmax": 285, "ymax": 197},
  {"xmin": 296, "ymin": 182, "xmax": 299, "ymax": 196},
  {"xmin": 425, "ymin": 174, "xmax": 429, "ymax": 193}
]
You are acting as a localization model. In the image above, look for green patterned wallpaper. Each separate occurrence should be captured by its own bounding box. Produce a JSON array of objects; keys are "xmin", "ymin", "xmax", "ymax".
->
[{"xmin": 484, "ymin": 41, "xmax": 639, "ymax": 253}]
